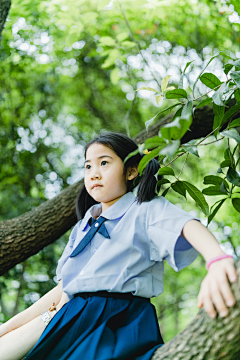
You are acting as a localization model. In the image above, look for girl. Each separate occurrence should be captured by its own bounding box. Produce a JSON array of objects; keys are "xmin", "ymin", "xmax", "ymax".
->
[{"xmin": 0, "ymin": 132, "xmax": 237, "ymax": 360}]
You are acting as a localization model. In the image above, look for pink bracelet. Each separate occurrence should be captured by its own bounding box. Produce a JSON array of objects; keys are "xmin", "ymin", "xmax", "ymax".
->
[{"xmin": 206, "ymin": 254, "xmax": 234, "ymax": 270}]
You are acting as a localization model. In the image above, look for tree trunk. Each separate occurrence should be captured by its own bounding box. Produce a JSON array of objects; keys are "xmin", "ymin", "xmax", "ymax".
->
[
  {"xmin": 152, "ymin": 259, "xmax": 240, "ymax": 360},
  {"xmin": 0, "ymin": 0, "xmax": 11, "ymax": 40},
  {"xmin": 0, "ymin": 180, "xmax": 82, "ymax": 275}
]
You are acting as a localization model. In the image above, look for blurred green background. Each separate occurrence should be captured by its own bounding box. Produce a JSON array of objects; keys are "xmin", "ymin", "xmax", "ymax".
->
[{"xmin": 0, "ymin": 0, "xmax": 240, "ymax": 342}]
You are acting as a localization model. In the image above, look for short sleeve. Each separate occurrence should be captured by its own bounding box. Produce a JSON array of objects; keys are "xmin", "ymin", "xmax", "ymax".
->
[
  {"xmin": 146, "ymin": 197, "xmax": 199, "ymax": 271},
  {"xmin": 56, "ymin": 221, "xmax": 80, "ymax": 281}
]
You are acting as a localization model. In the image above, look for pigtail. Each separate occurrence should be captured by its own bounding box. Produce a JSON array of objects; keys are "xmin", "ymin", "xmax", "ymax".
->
[
  {"xmin": 75, "ymin": 184, "xmax": 99, "ymax": 220},
  {"xmin": 136, "ymin": 158, "xmax": 160, "ymax": 204}
]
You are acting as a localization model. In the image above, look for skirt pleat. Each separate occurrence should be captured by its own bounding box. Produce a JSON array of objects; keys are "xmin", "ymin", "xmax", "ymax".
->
[{"xmin": 25, "ymin": 293, "xmax": 164, "ymax": 360}]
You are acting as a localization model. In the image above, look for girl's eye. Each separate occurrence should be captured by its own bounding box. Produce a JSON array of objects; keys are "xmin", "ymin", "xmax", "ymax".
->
[
  {"xmin": 101, "ymin": 160, "xmax": 108, "ymax": 166},
  {"xmin": 85, "ymin": 165, "xmax": 91, "ymax": 170}
]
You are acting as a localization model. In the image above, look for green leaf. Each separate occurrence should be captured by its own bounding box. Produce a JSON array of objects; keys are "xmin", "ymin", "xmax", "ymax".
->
[
  {"xmin": 160, "ymin": 116, "xmax": 192, "ymax": 140},
  {"xmin": 157, "ymin": 179, "xmax": 171, "ymax": 186},
  {"xmin": 159, "ymin": 140, "xmax": 180, "ymax": 158},
  {"xmin": 179, "ymin": 60, "xmax": 194, "ymax": 89},
  {"xmin": 220, "ymin": 160, "xmax": 232, "ymax": 168},
  {"xmin": 208, "ymin": 199, "xmax": 226, "ymax": 224},
  {"xmin": 172, "ymin": 106, "xmax": 183, "ymax": 122},
  {"xmin": 121, "ymin": 41, "xmax": 136, "ymax": 48},
  {"xmin": 221, "ymin": 104, "xmax": 240, "ymax": 125},
  {"xmin": 165, "ymin": 89, "xmax": 188, "ymax": 99},
  {"xmin": 203, "ymin": 175, "xmax": 224, "ymax": 186},
  {"xmin": 200, "ymin": 72, "xmax": 222, "ymax": 89},
  {"xmin": 226, "ymin": 167, "xmax": 240, "ymax": 186},
  {"xmin": 234, "ymin": 89, "xmax": 240, "ymax": 103},
  {"xmin": 182, "ymin": 100, "xmax": 193, "ymax": 120},
  {"xmin": 110, "ymin": 68, "xmax": 120, "ymax": 85},
  {"xmin": 195, "ymin": 97, "xmax": 212, "ymax": 109},
  {"xmin": 158, "ymin": 167, "xmax": 175, "ymax": 176},
  {"xmin": 145, "ymin": 114, "xmax": 159, "ymax": 131},
  {"xmin": 232, "ymin": 198, "xmax": 240, "ymax": 212},
  {"xmin": 136, "ymin": 87, "xmax": 157, "ymax": 92},
  {"xmin": 155, "ymin": 95, "xmax": 163, "ymax": 105},
  {"xmin": 213, "ymin": 103, "xmax": 225, "ymax": 135},
  {"xmin": 220, "ymin": 181, "xmax": 228, "ymax": 194},
  {"xmin": 161, "ymin": 187, "xmax": 170, "ymax": 197},
  {"xmin": 123, "ymin": 148, "xmax": 139, "ymax": 164},
  {"xmin": 224, "ymin": 63, "xmax": 234, "ymax": 75},
  {"xmin": 193, "ymin": 52, "xmax": 221, "ymax": 96},
  {"xmin": 171, "ymin": 181, "xmax": 186, "ymax": 198},
  {"xmin": 202, "ymin": 186, "xmax": 225, "ymax": 196},
  {"xmin": 186, "ymin": 146, "xmax": 199, "ymax": 157},
  {"xmin": 144, "ymin": 136, "xmax": 166, "ymax": 149},
  {"xmin": 224, "ymin": 148, "xmax": 231, "ymax": 160},
  {"xmin": 220, "ymin": 129, "xmax": 240, "ymax": 145},
  {"xmin": 182, "ymin": 181, "xmax": 209, "ymax": 215},
  {"xmin": 212, "ymin": 82, "xmax": 228, "ymax": 106},
  {"xmin": 138, "ymin": 147, "xmax": 163, "ymax": 175},
  {"xmin": 99, "ymin": 36, "xmax": 116, "ymax": 46},
  {"xmin": 145, "ymin": 103, "xmax": 182, "ymax": 131},
  {"xmin": 181, "ymin": 140, "xmax": 199, "ymax": 157},
  {"xmin": 230, "ymin": 71, "xmax": 240, "ymax": 87},
  {"xmin": 161, "ymin": 75, "xmax": 171, "ymax": 93},
  {"xmin": 229, "ymin": 117, "xmax": 240, "ymax": 129},
  {"xmin": 102, "ymin": 49, "xmax": 121, "ymax": 68},
  {"xmin": 116, "ymin": 32, "xmax": 129, "ymax": 42}
]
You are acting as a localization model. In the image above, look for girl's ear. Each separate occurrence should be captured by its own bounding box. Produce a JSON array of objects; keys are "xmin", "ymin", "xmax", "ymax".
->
[{"xmin": 126, "ymin": 165, "xmax": 139, "ymax": 180}]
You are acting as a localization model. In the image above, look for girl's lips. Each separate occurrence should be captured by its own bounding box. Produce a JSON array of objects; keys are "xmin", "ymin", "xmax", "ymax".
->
[{"xmin": 92, "ymin": 185, "xmax": 102, "ymax": 189}]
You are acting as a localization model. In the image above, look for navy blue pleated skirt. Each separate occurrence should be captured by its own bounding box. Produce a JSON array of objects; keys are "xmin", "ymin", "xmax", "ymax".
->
[{"xmin": 25, "ymin": 292, "xmax": 164, "ymax": 360}]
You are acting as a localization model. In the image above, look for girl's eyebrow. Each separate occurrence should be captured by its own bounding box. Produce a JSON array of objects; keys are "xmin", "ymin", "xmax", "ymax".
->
[{"xmin": 85, "ymin": 155, "xmax": 113, "ymax": 164}]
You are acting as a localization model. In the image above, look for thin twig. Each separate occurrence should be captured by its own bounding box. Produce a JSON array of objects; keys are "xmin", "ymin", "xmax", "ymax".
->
[
  {"xmin": 198, "ymin": 137, "xmax": 224, "ymax": 146},
  {"xmin": 196, "ymin": 125, "xmax": 221, "ymax": 146},
  {"xmin": 118, "ymin": 0, "xmax": 161, "ymax": 88},
  {"xmin": 193, "ymin": 79, "xmax": 231, "ymax": 102},
  {"xmin": 164, "ymin": 152, "xmax": 185, "ymax": 167},
  {"xmin": 228, "ymin": 138, "xmax": 235, "ymax": 168},
  {"xmin": 176, "ymin": 153, "xmax": 189, "ymax": 180}
]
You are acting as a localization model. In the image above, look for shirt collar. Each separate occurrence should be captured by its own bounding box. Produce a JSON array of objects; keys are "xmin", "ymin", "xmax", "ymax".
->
[{"xmin": 80, "ymin": 192, "xmax": 137, "ymax": 231}]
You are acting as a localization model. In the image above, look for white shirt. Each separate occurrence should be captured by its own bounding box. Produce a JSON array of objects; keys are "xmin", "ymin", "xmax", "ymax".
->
[{"xmin": 56, "ymin": 192, "xmax": 199, "ymax": 298}]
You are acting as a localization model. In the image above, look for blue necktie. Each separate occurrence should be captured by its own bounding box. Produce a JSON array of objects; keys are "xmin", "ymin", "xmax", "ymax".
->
[{"xmin": 70, "ymin": 216, "xmax": 110, "ymax": 257}]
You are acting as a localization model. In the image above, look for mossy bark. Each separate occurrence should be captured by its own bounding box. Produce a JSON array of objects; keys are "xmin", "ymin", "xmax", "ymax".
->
[{"xmin": 152, "ymin": 260, "xmax": 240, "ymax": 360}]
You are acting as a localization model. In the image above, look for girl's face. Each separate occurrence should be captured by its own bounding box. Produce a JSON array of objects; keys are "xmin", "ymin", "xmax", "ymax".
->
[{"xmin": 84, "ymin": 143, "xmax": 138, "ymax": 212}]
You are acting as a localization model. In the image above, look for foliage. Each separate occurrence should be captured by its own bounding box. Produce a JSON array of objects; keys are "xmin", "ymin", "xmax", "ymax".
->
[{"xmin": 1, "ymin": 0, "xmax": 240, "ymax": 341}]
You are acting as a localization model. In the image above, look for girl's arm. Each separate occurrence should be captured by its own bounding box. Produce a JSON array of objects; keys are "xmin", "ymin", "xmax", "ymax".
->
[
  {"xmin": 0, "ymin": 280, "xmax": 64, "ymax": 337},
  {"xmin": 182, "ymin": 220, "xmax": 237, "ymax": 319}
]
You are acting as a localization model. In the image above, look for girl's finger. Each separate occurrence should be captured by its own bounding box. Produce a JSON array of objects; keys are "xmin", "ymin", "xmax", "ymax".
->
[
  {"xmin": 211, "ymin": 286, "xmax": 229, "ymax": 317},
  {"xmin": 226, "ymin": 262, "xmax": 237, "ymax": 283},
  {"xmin": 217, "ymin": 274, "xmax": 236, "ymax": 307},
  {"xmin": 203, "ymin": 291, "xmax": 216, "ymax": 318}
]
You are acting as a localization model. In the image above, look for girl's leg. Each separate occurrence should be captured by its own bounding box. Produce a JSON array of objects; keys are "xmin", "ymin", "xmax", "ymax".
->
[{"xmin": 0, "ymin": 316, "xmax": 46, "ymax": 360}]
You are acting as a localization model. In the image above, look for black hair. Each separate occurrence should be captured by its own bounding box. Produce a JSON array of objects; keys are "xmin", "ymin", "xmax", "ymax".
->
[{"xmin": 76, "ymin": 132, "xmax": 161, "ymax": 220}]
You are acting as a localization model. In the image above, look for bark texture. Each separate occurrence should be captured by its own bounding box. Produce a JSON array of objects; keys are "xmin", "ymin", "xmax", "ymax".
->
[
  {"xmin": 0, "ymin": 0, "xmax": 11, "ymax": 40},
  {"xmin": 152, "ymin": 259, "xmax": 240, "ymax": 360},
  {"xmin": 0, "ymin": 180, "xmax": 83, "ymax": 275}
]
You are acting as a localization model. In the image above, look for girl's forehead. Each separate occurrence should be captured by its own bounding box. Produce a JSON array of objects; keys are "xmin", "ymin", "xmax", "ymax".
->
[{"xmin": 85, "ymin": 143, "xmax": 115, "ymax": 158}]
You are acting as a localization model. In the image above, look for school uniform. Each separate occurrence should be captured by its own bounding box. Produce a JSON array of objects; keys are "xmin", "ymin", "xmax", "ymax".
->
[{"xmin": 25, "ymin": 192, "xmax": 199, "ymax": 360}]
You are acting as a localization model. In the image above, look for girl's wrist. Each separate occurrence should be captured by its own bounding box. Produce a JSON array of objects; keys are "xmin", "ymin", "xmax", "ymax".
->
[{"xmin": 206, "ymin": 254, "xmax": 234, "ymax": 271}]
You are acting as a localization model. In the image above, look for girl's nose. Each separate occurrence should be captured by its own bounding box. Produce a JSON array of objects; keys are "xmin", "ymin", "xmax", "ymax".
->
[{"xmin": 91, "ymin": 172, "xmax": 101, "ymax": 180}]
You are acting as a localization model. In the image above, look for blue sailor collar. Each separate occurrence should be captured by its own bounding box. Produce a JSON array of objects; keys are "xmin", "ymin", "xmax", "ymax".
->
[{"xmin": 80, "ymin": 191, "xmax": 137, "ymax": 231}]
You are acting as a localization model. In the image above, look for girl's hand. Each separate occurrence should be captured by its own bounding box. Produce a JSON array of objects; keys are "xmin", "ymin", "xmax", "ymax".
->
[
  {"xmin": 55, "ymin": 291, "xmax": 70, "ymax": 313},
  {"xmin": 197, "ymin": 257, "xmax": 237, "ymax": 318}
]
